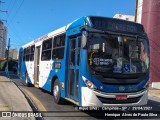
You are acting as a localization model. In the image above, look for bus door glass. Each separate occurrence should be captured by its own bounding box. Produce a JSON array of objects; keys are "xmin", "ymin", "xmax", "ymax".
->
[
  {"xmin": 34, "ymin": 46, "xmax": 41, "ymax": 84},
  {"xmin": 68, "ymin": 37, "xmax": 81, "ymax": 101}
]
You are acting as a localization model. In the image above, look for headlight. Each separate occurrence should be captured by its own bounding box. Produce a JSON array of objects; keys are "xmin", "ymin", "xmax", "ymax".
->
[{"xmin": 82, "ymin": 76, "xmax": 97, "ymax": 89}]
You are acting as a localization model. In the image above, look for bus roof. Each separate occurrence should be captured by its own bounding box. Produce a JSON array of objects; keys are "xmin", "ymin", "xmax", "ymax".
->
[
  {"xmin": 21, "ymin": 16, "xmax": 144, "ymax": 48},
  {"xmin": 21, "ymin": 16, "xmax": 86, "ymax": 48}
]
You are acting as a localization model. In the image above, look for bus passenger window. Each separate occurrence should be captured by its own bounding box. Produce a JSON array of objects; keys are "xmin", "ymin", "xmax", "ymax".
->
[
  {"xmin": 23, "ymin": 55, "xmax": 25, "ymax": 61},
  {"xmin": 41, "ymin": 39, "xmax": 52, "ymax": 61},
  {"xmin": 23, "ymin": 47, "xmax": 30, "ymax": 61},
  {"xmin": 52, "ymin": 34, "xmax": 65, "ymax": 60},
  {"xmin": 52, "ymin": 48, "xmax": 64, "ymax": 60},
  {"xmin": 41, "ymin": 51, "xmax": 51, "ymax": 61},
  {"xmin": 30, "ymin": 45, "xmax": 35, "ymax": 61},
  {"xmin": 42, "ymin": 53, "xmax": 47, "ymax": 60},
  {"xmin": 26, "ymin": 55, "xmax": 29, "ymax": 61},
  {"xmin": 30, "ymin": 54, "xmax": 34, "ymax": 61}
]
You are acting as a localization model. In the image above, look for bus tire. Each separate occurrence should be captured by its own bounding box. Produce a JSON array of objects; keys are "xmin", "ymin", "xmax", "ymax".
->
[
  {"xmin": 53, "ymin": 79, "xmax": 62, "ymax": 104},
  {"xmin": 25, "ymin": 73, "xmax": 31, "ymax": 87}
]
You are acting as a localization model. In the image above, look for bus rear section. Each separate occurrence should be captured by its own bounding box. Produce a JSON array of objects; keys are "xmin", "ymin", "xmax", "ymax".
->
[{"xmin": 18, "ymin": 44, "xmax": 35, "ymax": 86}]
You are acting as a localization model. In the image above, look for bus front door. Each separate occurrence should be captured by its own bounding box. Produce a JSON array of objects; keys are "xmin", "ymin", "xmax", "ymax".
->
[
  {"xmin": 34, "ymin": 46, "xmax": 41, "ymax": 88},
  {"xmin": 68, "ymin": 37, "xmax": 81, "ymax": 101}
]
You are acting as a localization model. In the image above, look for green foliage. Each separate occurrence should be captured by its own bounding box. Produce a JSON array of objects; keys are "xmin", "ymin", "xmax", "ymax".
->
[
  {"xmin": 0, "ymin": 60, "xmax": 6, "ymax": 70},
  {"xmin": 0, "ymin": 58, "xmax": 18, "ymax": 71}
]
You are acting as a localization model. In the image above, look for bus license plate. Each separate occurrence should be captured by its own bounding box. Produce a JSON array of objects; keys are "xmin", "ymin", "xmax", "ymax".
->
[{"xmin": 116, "ymin": 95, "xmax": 127, "ymax": 100}]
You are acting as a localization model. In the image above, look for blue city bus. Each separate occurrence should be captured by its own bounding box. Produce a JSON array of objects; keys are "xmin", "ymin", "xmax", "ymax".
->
[{"xmin": 18, "ymin": 16, "xmax": 150, "ymax": 106}]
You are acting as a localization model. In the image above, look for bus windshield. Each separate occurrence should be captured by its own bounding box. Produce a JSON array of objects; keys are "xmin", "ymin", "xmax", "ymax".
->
[{"xmin": 87, "ymin": 33, "xmax": 149, "ymax": 78}]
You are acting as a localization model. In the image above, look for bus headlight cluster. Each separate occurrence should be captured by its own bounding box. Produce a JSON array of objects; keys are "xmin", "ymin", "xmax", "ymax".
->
[{"xmin": 82, "ymin": 76, "xmax": 97, "ymax": 89}]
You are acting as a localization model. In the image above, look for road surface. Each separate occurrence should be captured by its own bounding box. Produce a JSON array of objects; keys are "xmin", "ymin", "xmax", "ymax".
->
[{"xmin": 1, "ymin": 72, "xmax": 160, "ymax": 120}]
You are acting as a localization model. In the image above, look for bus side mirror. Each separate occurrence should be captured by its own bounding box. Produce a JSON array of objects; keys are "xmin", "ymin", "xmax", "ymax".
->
[{"xmin": 82, "ymin": 32, "xmax": 87, "ymax": 49}]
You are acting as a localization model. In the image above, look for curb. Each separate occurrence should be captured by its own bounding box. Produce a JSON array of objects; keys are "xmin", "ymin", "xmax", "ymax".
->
[{"xmin": 148, "ymin": 89, "xmax": 160, "ymax": 99}]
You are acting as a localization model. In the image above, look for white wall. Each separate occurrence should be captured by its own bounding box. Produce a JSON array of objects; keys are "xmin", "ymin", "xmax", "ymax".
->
[
  {"xmin": 135, "ymin": 0, "xmax": 143, "ymax": 23},
  {"xmin": 113, "ymin": 14, "xmax": 135, "ymax": 22}
]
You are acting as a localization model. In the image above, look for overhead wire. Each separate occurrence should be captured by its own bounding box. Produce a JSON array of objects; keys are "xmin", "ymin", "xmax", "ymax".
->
[
  {"xmin": 6, "ymin": 0, "xmax": 18, "ymax": 21},
  {"xmin": 5, "ymin": 0, "xmax": 26, "ymax": 49},
  {"xmin": 8, "ymin": 0, "xmax": 24, "ymax": 25}
]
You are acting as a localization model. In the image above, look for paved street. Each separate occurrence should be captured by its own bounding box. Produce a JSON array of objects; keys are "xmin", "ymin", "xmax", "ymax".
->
[
  {"xmin": 0, "ymin": 72, "xmax": 35, "ymax": 120},
  {"xmin": 0, "ymin": 72, "xmax": 95, "ymax": 120},
  {"xmin": 0, "ymin": 71, "xmax": 160, "ymax": 120}
]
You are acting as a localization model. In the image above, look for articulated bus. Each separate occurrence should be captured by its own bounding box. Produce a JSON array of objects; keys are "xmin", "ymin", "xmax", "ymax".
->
[{"xmin": 18, "ymin": 16, "xmax": 150, "ymax": 106}]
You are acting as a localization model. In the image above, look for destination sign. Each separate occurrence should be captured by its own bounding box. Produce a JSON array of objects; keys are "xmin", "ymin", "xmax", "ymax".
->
[
  {"xmin": 34, "ymin": 34, "xmax": 48, "ymax": 43},
  {"xmin": 89, "ymin": 17, "xmax": 144, "ymax": 34}
]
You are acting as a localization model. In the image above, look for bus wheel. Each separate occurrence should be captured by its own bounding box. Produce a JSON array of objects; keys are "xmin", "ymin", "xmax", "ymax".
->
[{"xmin": 53, "ymin": 79, "xmax": 61, "ymax": 104}]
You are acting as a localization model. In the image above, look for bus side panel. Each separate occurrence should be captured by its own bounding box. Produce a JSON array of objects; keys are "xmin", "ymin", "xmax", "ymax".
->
[
  {"xmin": 18, "ymin": 47, "xmax": 33, "ymax": 84},
  {"xmin": 39, "ymin": 60, "xmax": 65, "ymax": 97},
  {"xmin": 39, "ymin": 35, "xmax": 68, "ymax": 98},
  {"xmin": 21, "ymin": 61, "xmax": 27, "ymax": 80},
  {"xmin": 38, "ymin": 60, "xmax": 52, "ymax": 89},
  {"xmin": 27, "ymin": 61, "xmax": 34, "ymax": 84},
  {"xmin": 20, "ymin": 61, "xmax": 34, "ymax": 85},
  {"xmin": 37, "ymin": 59, "xmax": 66, "ymax": 99},
  {"xmin": 38, "ymin": 60, "xmax": 53, "ymax": 91},
  {"xmin": 53, "ymin": 60, "xmax": 66, "ymax": 98}
]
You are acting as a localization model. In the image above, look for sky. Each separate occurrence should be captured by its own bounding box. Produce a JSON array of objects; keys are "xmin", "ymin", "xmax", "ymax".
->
[{"xmin": 0, "ymin": 0, "xmax": 136, "ymax": 49}]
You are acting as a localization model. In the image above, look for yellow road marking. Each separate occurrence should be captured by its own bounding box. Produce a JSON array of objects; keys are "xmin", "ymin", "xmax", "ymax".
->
[
  {"xmin": 21, "ymin": 87, "xmax": 47, "ymax": 111},
  {"xmin": 0, "ymin": 106, "xmax": 12, "ymax": 111},
  {"xmin": 0, "ymin": 76, "xmax": 10, "ymax": 81},
  {"xmin": 65, "ymin": 98, "xmax": 79, "ymax": 106},
  {"xmin": 34, "ymin": 84, "xmax": 39, "ymax": 88}
]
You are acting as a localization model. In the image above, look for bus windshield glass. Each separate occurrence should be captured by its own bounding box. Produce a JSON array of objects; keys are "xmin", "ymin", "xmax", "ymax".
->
[{"xmin": 87, "ymin": 33, "xmax": 149, "ymax": 77}]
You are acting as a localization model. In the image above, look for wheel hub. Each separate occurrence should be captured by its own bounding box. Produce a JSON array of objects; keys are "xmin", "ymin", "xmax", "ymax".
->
[{"xmin": 54, "ymin": 85, "xmax": 59, "ymax": 98}]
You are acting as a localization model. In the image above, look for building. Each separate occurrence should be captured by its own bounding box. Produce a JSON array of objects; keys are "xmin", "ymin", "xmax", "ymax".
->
[
  {"xmin": 0, "ymin": 21, "xmax": 7, "ymax": 58},
  {"xmin": 9, "ymin": 48, "xmax": 18, "ymax": 60},
  {"xmin": 135, "ymin": 0, "xmax": 143, "ymax": 23},
  {"xmin": 135, "ymin": 0, "xmax": 160, "ymax": 89},
  {"xmin": 113, "ymin": 14, "xmax": 135, "ymax": 22}
]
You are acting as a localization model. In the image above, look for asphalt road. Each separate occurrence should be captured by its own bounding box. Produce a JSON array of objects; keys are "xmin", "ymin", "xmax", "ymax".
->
[
  {"xmin": 3, "ymin": 72, "xmax": 160, "ymax": 120},
  {"xmin": 7, "ymin": 73, "xmax": 96, "ymax": 120}
]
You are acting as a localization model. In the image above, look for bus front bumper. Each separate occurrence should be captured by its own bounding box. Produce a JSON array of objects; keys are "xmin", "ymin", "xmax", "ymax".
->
[{"xmin": 81, "ymin": 87, "xmax": 148, "ymax": 106}]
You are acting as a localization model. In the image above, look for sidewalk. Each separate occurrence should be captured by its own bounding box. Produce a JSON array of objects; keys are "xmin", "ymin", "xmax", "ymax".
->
[
  {"xmin": 148, "ymin": 86, "xmax": 160, "ymax": 99},
  {"xmin": 0, "ymin": 75, "xmax": 35, "ymax": 120}
]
